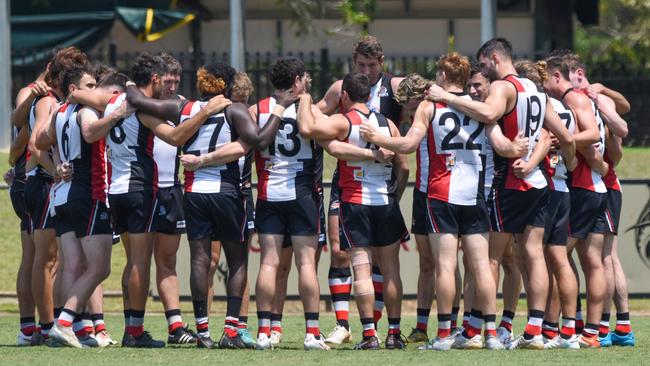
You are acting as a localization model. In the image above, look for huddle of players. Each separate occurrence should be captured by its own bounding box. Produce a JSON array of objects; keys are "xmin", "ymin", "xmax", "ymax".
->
[{"xmin": 7, "ymin": 34, "xmax": 634, "ymax": 351}]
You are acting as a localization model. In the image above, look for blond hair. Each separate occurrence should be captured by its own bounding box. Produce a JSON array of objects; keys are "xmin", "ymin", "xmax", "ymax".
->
[
  {"xmin": 394, "ymin": 73, "xmax": 433, "ymax": 104},
  {"xmin": 231, "ymin": 72, "xmax": 254, "ymax": 103},
  {"xmin": 515, "ymin": 60, "xmax": 548, "ymax": 86}
]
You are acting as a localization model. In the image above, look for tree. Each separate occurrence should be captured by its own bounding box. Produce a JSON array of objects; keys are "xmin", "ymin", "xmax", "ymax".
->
[{"xmin": 277, "ymin": 0, "xmax": 377, "ymax": 37}]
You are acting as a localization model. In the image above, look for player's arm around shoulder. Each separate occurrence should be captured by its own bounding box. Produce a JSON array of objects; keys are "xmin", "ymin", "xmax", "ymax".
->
[
  {"xmin": 297, "ymin": 93, "xmax": 348, "ymax": 140},
  {"xmin": 563, "ymin": 91, "xmax": 599, "ymax": 147},
  {"xmin": 316, "ymin": 80, "xmax": 343, "ymax": 115},
  {"xmin": 387, "ymin": 118, "xmax": 410, "ymax": 202},
  {"xmin": 361, "ymin": 100, "xmax": 431, "ymax": 154}
]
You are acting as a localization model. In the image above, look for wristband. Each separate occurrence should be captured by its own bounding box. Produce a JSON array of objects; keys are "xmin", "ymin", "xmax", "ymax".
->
[{"xmin": 272, "ymin": 104, "xmax": 286, "ymax": 118}]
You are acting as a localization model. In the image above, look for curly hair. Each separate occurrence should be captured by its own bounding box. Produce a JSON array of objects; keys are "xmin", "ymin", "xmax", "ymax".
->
[
  {"xmin": 231, "ymin": 72, "xmax": 254, "ymax": 103},
  {"xmin": 45, "ymin": 47, "xmax": 89, "ymax": 89},
  {"xmin": 160, "ymin": 52, "xmax": 182, "ymax": 76},
  {"xmin": 353, "ymin": 35, "xmax": 384, "ymax": 61},
  {"xmin": 394, "ymin": 74, "xmax": 433, "ymax": 104},
  {"xmin": 515, "ymin": 60, "xmax": 548, "ymax": 86},
  {"xmin": 130, "ymin": 53, "xmax": 167, "ymax": 87},
  {"xmin": 437, "ymin": 52, "xmax": 471, "ymax": 88},
  {"xmin": 269, "ymin": 57, "xmax": 305, "ymax": 90},
  {"xmin": 197, "ymin": 62, "xmax": 235, "ymax": 98}
]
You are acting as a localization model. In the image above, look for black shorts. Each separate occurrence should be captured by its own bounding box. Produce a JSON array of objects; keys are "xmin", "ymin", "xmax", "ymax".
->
[
  {"xmin": 411, "ymin": 188, "xmax": 428, "ymax": 235},
  {"xmin": 108, "ymin": 190, "xmax": 159, "ymax": 234},
  {"xmin": 256, "ymin": 194, "xmax": 320, "ymax": 237},
  {"xmin": 54, "ymin": 199, "xmax": 112, "ymax": 238},
  {"xmin": 603, "ymin": 189, "xmax": 622, "ymax": 234},
  {"xmin": 489, "ymin": 187, "xmax": 548, "ymax": 234},
  {"xmin": 569, "ymin": 188, "xmax": 608, "ymax": 239},
  {"xmin": 24, "ymin": 175, "xmax": 55, "ymax": 231},
  {"xmin": 426, "ymin": 198, "xmax": 490, "ymax": 235},
  {"xmin": 184, "ymin": 191, "xmax": 245, "ymax": 242},
  {"xmin": 10, "ymin": 188, "xmax": 31, "ymax": 233},
  {"xmin": 339, "ymin": 200, "xmax": 408, "ymax": 249},
  {"xmin": 544, "ymin": 191, "xmax": 570, "ymax": 245},
  {"xmin": 281, "ymin": 191, "xmax": 327, "ymax": 248},
  {"xmin": 243, "ymin": 190, "xmax": 255, "ymax": 243},
  {"xmin": 156, "ymin": 186, "xmax": 186, "ymax": 235},
  {"xmin": 328, "ymin": 170, "xmax": 341, "ymax": 216}
]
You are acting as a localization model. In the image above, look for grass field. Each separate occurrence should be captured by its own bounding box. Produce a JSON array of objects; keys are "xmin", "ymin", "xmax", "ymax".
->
[{"xmin": 0, "ymin": 313, "xmax": 648, "ymax": 365}]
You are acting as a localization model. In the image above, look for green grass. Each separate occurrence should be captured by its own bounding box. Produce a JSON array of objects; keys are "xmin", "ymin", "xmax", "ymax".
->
[{"xmin": 0, "ymin": 314, "xmax": 648, "ymax": 365}]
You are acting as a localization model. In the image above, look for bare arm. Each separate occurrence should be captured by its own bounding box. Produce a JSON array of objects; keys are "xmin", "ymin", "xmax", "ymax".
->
[
  {"xmin": 32, "ymin": 97, "xmax": 59, "ymax": 151},
  {"xmin": 8, "ymin": 127, "xmax": 29, "ymax": 166},
  {"xmin": 360, "ymin": 100, "xmax": 430, "ymax": 154},
  {"xmin": 564, "ymin": 92, "xmax": 600, "ymax": 147},
  {"xmin": 428, "ymin": 81, "xmax": 511, "ymax": 124},
  {"xmin": 597, "ymin": 94, "xmax": 628, "ymax": 138},
  {"xmin": 316, "ymin": 80, "xmax": 342, "ymax": 115},
  {"xmin": 79, "ymin": 105, "xmax": 132, "ymax": 144},
  {"xmin": 68, "ymin": 89, "xmax": 115, "ymax": 112},
  {"xmin": 230, "ymin": 102, "xmax": 285, "ymax": 150},
  {"xmin": 579, "ymin": 144, "xmax": 609, "ymax": 176},
  {"xmin": 297, "ymin": 94, "xmax": 349, "ymax": 140},
  {"xmin": 388, "ymin": 120, "xmax": 409, "ymax": 202},
  {"xmin": 606, "ymin": 133, "xmax": 623, "ymax": 167},
  {"xmin": 12, "ymin": 83, "xmax": 45, "ymax": 127},
  {"xmin": 180, "ymin": 140, "xmax": 250, "ymax": 171},
  {"xmin": 590, "ymin": 83, "xmax": 630, "ymax": 115},
  {"xmin": 511, "ymin": 129, "xmax": 550, "ymax": 179},
  {"xmin": 485, "ymin": 124, "xmax": 529, "ymax": 158},
  {"xmin": 543, "ymin": 100, "xmax": 576, "ymax": 171},
  {"xmin": 126, "ymin": 85, "xmax": 185, "ymax": 123},
  {"xmin": 320, "ymin": 139, "xmax": 392, "ymax": 162},
  {"xmin": 139, "ymin": 95, "xmax": 231, "ymax": 147}
]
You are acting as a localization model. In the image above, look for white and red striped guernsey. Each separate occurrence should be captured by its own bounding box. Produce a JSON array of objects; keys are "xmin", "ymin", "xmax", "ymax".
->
[
  {"xmin": 602, "ymin": 152, "xmax": 621, "ymax": 191},
  {"xmin": 103, "ymin": 93, "xmax": 158, "ymax": 194},
  {"xmin": 543, "ymin": 98, "xmax": 576, "ymax": 192},
  {"xmin": 427, "ymin": 95, "xmax": 487, "ymax": 205},
  {"xmin": 27, "ymin": 92, "xmax": 61, "ymax": 179},
  {"xmin": 255, "ymin": 97, "xmax": 320, "ymax": 201},
  {"xmin": 415, "ymin": 132, "xmax": 430, "ymax": 194},
  {"xmin": 180, "ymin": 100, "xmax": 241, "ymax": 194},
  {"xmin": 338, "ymin": 109, "xmax": 394, "ymax": 206},
  {"xmin": 53, "ymin": 103, "xmax": 107, "ymax": 206},
  {"xmin": 565, "ymin": 90, "xmax": 607, "ymax": 193},
  {"xmin": 492, "ymin": 75, "xmax": 548, "ymax": 191}
]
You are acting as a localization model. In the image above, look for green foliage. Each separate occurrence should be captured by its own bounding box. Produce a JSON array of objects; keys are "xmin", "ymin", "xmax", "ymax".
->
[
  {"xmin": 575, "ymin": 0, "xmax": 650, "ymax": 78},
  {"xmin": 277, "ymin": 0, "xmax": 377, "ymax": 38},
  {"xmin": 336, "ymin": 0, "xmax": 377, "ymax": 34}
]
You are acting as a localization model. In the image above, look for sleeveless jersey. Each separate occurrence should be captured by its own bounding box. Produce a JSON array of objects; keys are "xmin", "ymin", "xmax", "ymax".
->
[
  {"xmin": 602, "ymin": 152, "xmax": 621, "ymax": 191},
  {"xmin": 542, "ymin": 98, "xmax": 576, "ymax": 192},
  {"xmin": 239, "ymin": 150, "xmax": 253, "ymax": 190},
  {"xmin": 563, "ymin": 89, "xmax": 607, "ymax": 193},
  {"xmin": 27, "ymin": 92, "xmax": 61, "ymax": 179},
  {"xmin": 153, "ymin": 134, "xmax": 180, "ymax": 188},
  {"xmin": 492, "ymin": 75, "xmax": 548, "ymax": 191},
  {"xmin": 415, "ymin": 129, "xmax": 430, "ymax": 194},
  {"xmin": 103, "ymin": 93, "xmax": 158, "ymax": 194},
  {"xmin": 181, "ymin": 101, "xmax": 241, "ymax": 194},
  {"xmin": 484, "ymin": 138, "xmax": 494, "ymax": 192},
  {"xmin": 367, "ymin": 73, "xmax": 402, "ymax": 125},
  {"xmin": 427, "ymin": 95, "xmax": 487, "ymax": 205},
  {"xmin": 11, "ymin": 126, "xmax": 28, "ymax": 190},
  {"xmin": 53, "ymin": 103, "xmax": 107, "ymax": 206},
  {"xmin": 338, "ymin": 109, "xmax": 395, "ymax": 205},
  {"xmin": 255, "ymin": 97, "xmax": 320, "ymax": 201}
]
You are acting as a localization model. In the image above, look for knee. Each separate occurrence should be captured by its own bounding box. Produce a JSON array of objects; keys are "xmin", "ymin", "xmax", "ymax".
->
[
  {"xmin": 91, "ymin": 265, "xmax": 111, "ymax": 282},
  {"xmin": 156, "ymin": 255, "xmax": 177, "ymax": 273}
]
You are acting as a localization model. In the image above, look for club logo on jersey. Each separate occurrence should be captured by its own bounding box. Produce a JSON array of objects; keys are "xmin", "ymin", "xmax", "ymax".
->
[
  {"xmin": 549, "ymin": 152, "xmax": 561, "ymax": 168},
  {"xmin": 445, "ymin": 154, "xmax": 456, "ymax": 170},
  {"xmin": 353, "ymin": 169, "xmax": 365, "ymax": 181},
  {"xmin": 378, "ymin": 85, "xmax": 389, "ymax": 97}
]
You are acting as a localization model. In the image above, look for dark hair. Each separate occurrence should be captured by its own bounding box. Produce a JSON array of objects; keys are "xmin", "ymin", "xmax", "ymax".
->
[
  {"xmin": 46, "ymin": 47, "xmax": 88, "ymax": 88},
  {"xmin": 547, "ymin": 49, "xmax": 574, "ymax": 59},
  {"xmin": 353, "ymin": 35, "xmax": 384, "ymax": 61},
  {"xmin": 342, "ymin": 72, "xmax": 370, "ymax": 103},
  {"xmin": 269, "ymin": 57, "xmax": 305, "ymax": 90},
  {"xmin": 197, "ymin": 62, "xmax": 236, "ymax": 98},
  {"xmin": 61, "ymin": 66, "xmax": 93, "ymax": 98},
  {"xmin": 469, "ymin": 63, "xmax": 483, "ymax": 77},
  {"xmin": 92, "ymin": 63, "xmax": 115, "ymax": 82},
  {"xmin": 476, "ymin": 37, "xmax": 513, "ymax": 60},
  {"xmin": 129, "ymin": 53, "xmax": 166, "ymax": 87},
  {"xmin": 545, "ymin": 56, "xmax": 571, "ymax": 81},
  {"xmin": 97, "ymin": 72, "xmax": 128, "ymax": 92},
  {"xmin": 160, "ymin": 52, "xmax": 182, "ymax": 76}
]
